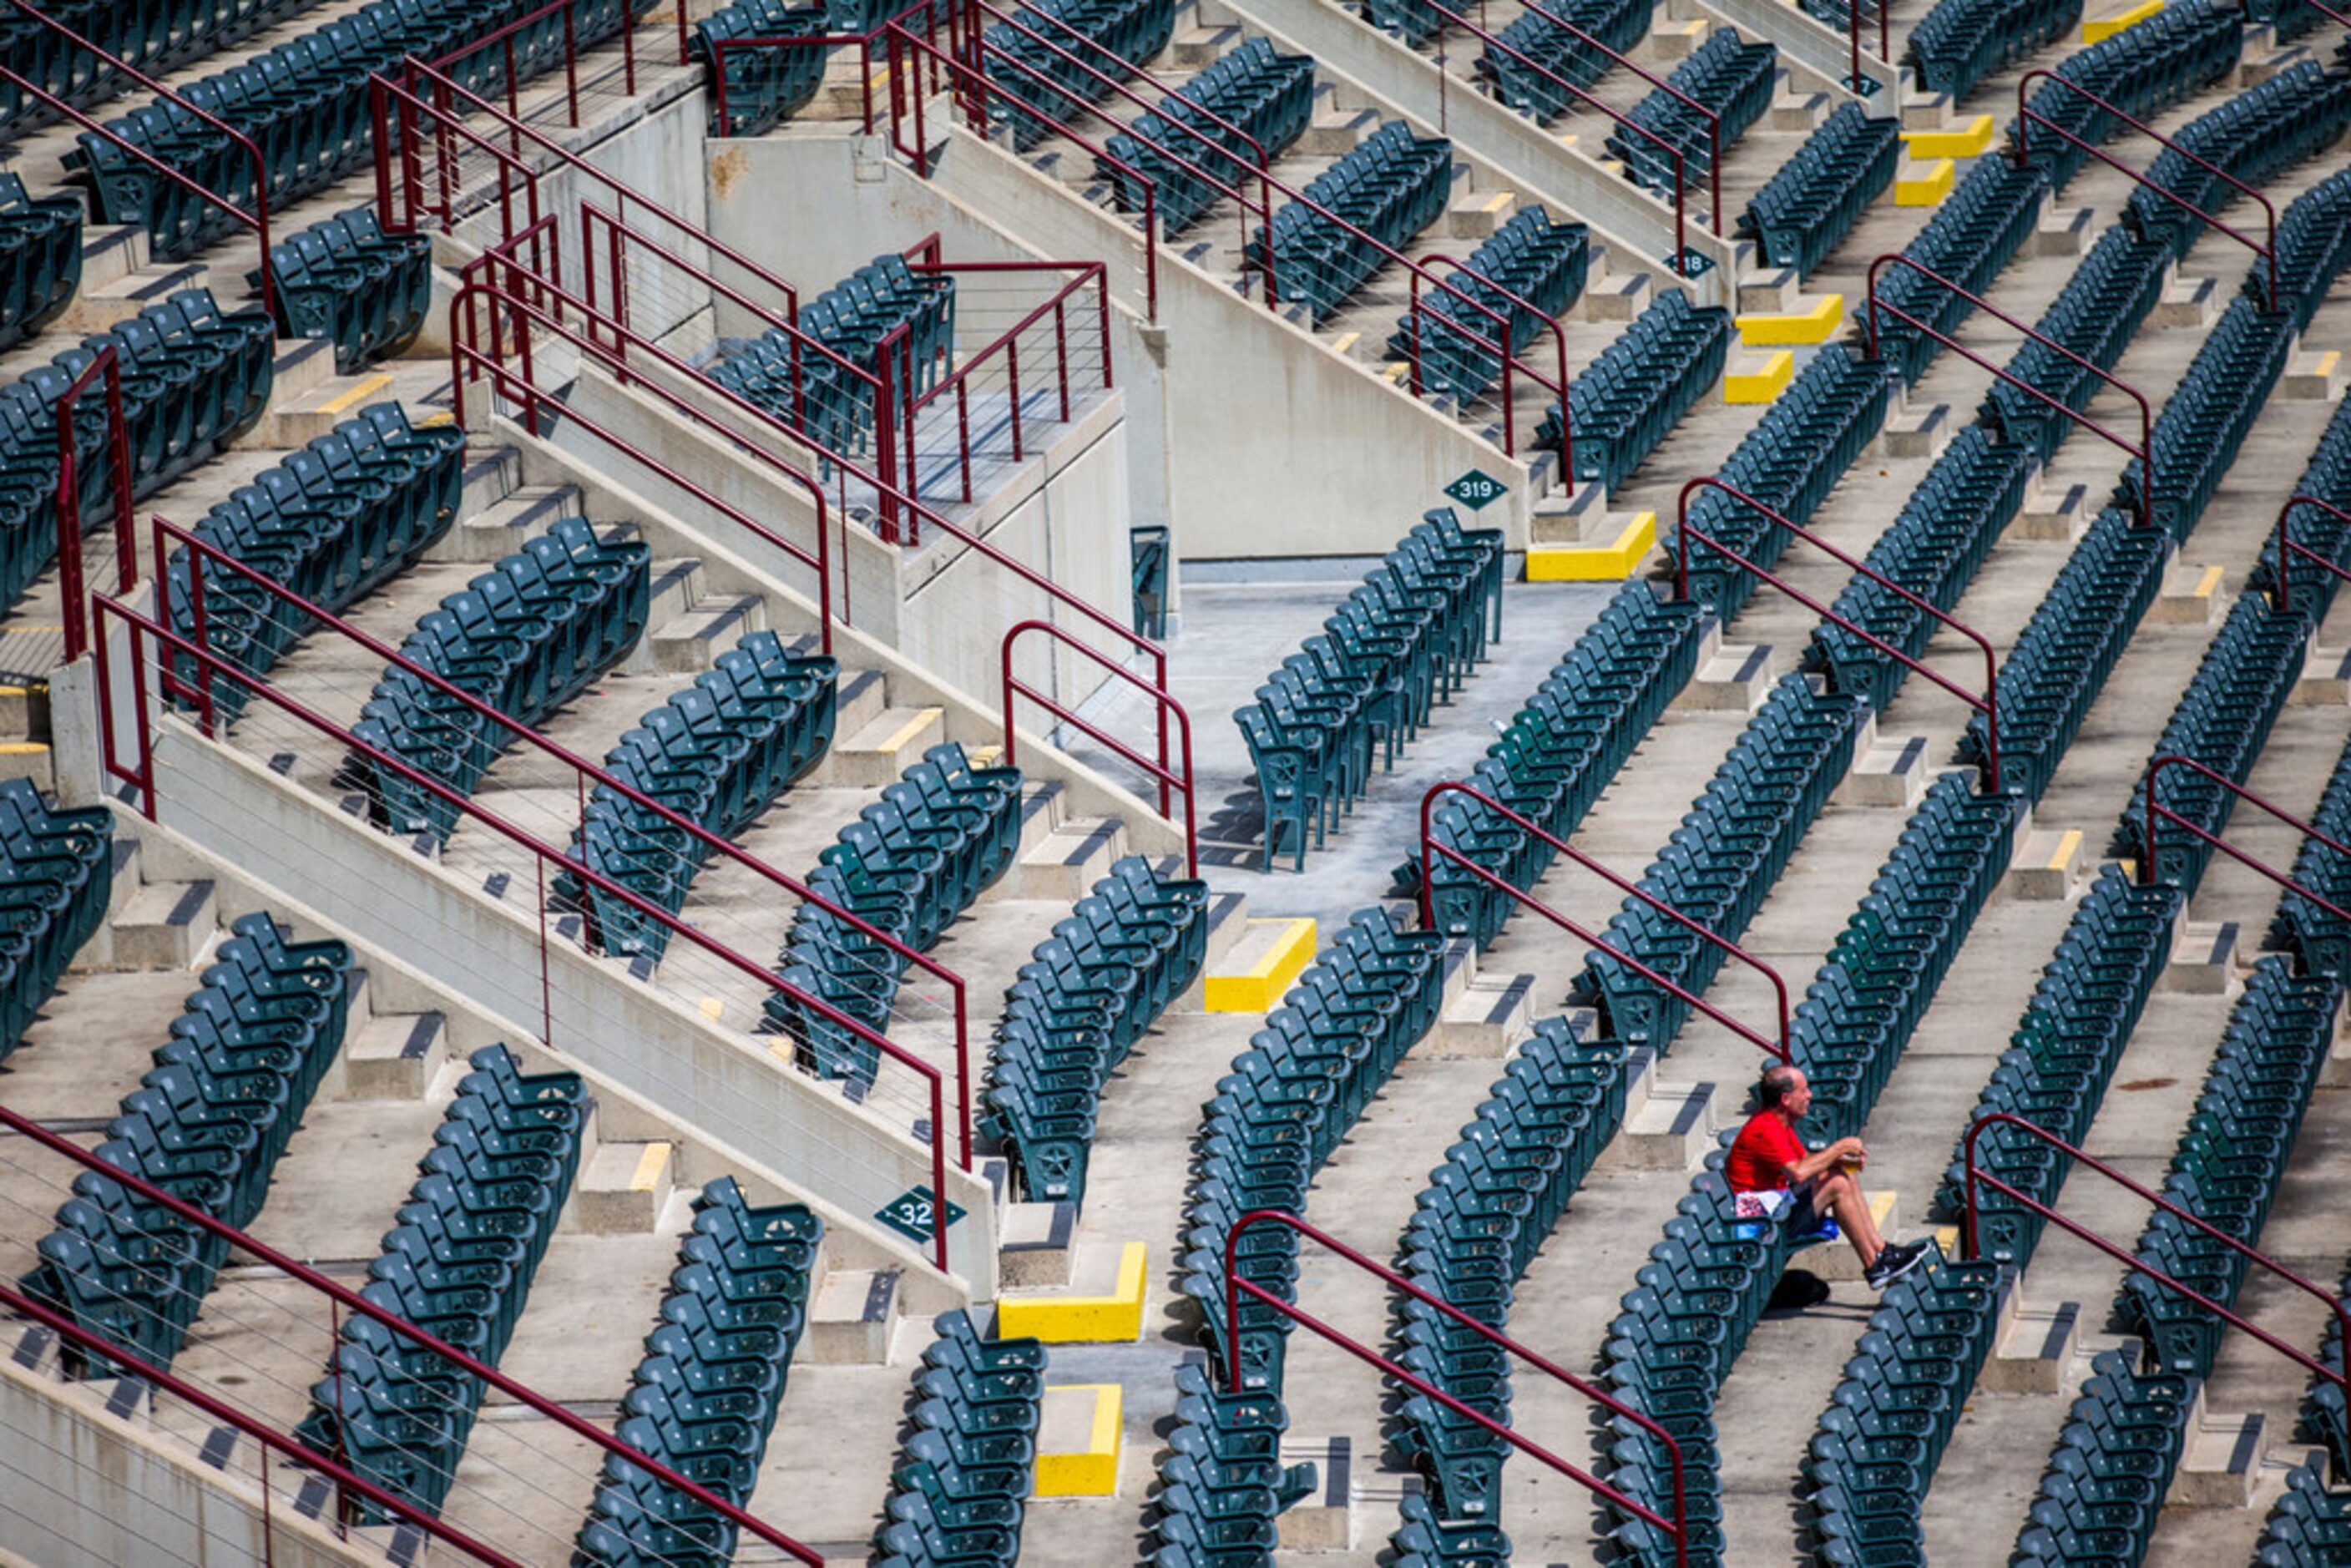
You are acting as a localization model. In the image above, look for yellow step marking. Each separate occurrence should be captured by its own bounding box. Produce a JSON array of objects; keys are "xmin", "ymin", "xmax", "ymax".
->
[
  {"xmin": 317, "ymin": 373, "xmax": 395, "ymax": 417},
  {"xmin": 1382, "ymin": 361, "xmax": 1411, "ymax": 384},
  {"xmin": 865, "ymin": 706, "xmax": 943, "ymax": 756},
  {"xmin": 0, "ymin": 742, "xmax": 50, "ymax": 755},
  {"xmin": 1526, "ymin": 511, "xmax": 1659, "ymax": 582},
  {"xmin": 703, "ymin": 996, "xmax": 728, "ymax": 1021},
  {"xmin": 2192, "ymin": 564, "xmax": 2223, "ymax": 598},
  {"xmin": 2048, "ymin": 828, "xmax": 2083, "ymax": 870},
  {"xmin": 2083, "ymin": 0, "xmax": 2161, "ymax": 42},
  {"xmin": 1034, "ymin": 1384, "xmax": 1124, "ymax": 1496},
  {"xmin": 1901, "ymin": 114, "xmax": 1996, "ymax": 159},
  {"xmin": 1206, "ymin": 918, "xmax": 1317, "ymax": 1013},
  {"xmin": 1481, "ymin": 190, "xmax": 1515, "ymax": 213},
  {"xmin": 1896, "ymin": 158, "xmax": 1956, "ymax": 207},
  {"xmin": 2318, "ymin": 351, "xmax": 2342, "ymax": 377},
  {"xmin": 629, "ymin": 1143, "xmax": 670, "ymax": 1191},
  {"xmin": 1330, "ymin": 331, "xmax": 1360, "ymax": 356},
  {"xmin": 1725, "ymin": 349, "xmax": 1795, "ymax": 403},
  {"xmin": 1735, "ymin": 292, "xmax": 1844, "ymax": 346},
  {"xmin": 996, "ymin": 1242, "xmax": 1148, "ymax": 1342}
]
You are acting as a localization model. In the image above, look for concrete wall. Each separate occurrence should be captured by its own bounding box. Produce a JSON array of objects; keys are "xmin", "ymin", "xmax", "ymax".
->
[
  {"xmin": 922, "ymin": 119, "xmax": 1538, "ymax": 557},
  {"xmin": 1685, "ymin": 0, "xmax": 1902, "ymax": 108},
  {"xmin": 144, "ymin": 724, "xmax": 999, "ymax": 1297},
  {"xmin": 1218, "ymin": 0, "xmax": 1738, "ymax": 293},
  {"xmin": 0, "ymin": 1357, "xmax": 368, "ymax": 1568}
]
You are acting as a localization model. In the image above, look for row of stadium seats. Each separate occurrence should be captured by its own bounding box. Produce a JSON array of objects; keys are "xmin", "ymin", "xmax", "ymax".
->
[
  {"xmin": 0, "ymin": 286, "xmax": 274, "ymax": 613},
  {"xmin": 1868, "ymin": 156, "xmax": 2047, "ymax": 382},
  {"xmin": 1674, "ymin": 346, "xmax": 1889, "ymax": 620},
  {"xmin": 579, "ymin": 1176, "xmax": 822, "ymax": 1568},
  {"xmin": 2118, "ymin": 594, "xmax": 2308, "ymax": 888},
  {"xmin": 299, "ymin": 1044, "xmax": 588, "ymax": 1520},
  {"xmin": 1418, "ymin": 583, "xmax": 1706, "ymax": 944},
  {"xmin": 2276, "ymin": 682, "xmax": 2351, "ymax": 987},
  {"xmin": 1535, "ymin": 287, "xmax": 1732, "ymax": 488},
  {"xmin": 2010, "ymin": 1352, "xmax": 2194, "ymax": 1564},
  {"xmin": 1475, "ymin": 0, "xmax": 1658, "ymax": 120},
  {"xmin": 1148, "ymin": 1361, "xmax": 1319, "ymax": 1563},
  {"xmin": 346, "ymin": 517, "xmax": 651, "ymax": 840},
  {"xmin": 2125, "ymin": 296, "xmax": 2294, "ymax": 535},
  {"xmin": 1255, "ymin": 120, "xmax": 1453, "ymax": 326},
  {"xmin": 1933, "ymin": 865, "xmax": 2182, "ymax": 1257},
  {"xmin": 1737, "ymin": 103, "xmax": 1898, "ymax": 281},
  {"xmin": 1603, "ymin": 26, "xmax": 1777, "ymax": 198},
  {"xmin": 1234, "ymin": 509, "xmax": 1502, "ymax": 870},
  {"xmin": 2117, "ymin": 958, "xmax": 2340, "ymax": 1377},
  {"xmin": 1100, "ymin": 37, "xmax": 1316, "ymax": 236},
  {"xmin": 766, "ymin": 740, "xmax": 1022, "ymax": 1082},
  {"xmin": 986, "ymin": 0, "xmax": 1176, "ymax": 149},
  {"xmin": 710, "ymin": 255, "xmax": 955, "ymax": 465},
  {"xmin": 253, "ymin": 206, "xmax": 432, "ymax": 373},
  {"xmin": 983, "ymin": 854, "xmax": 1211, "ymax": 1209},
  {"xmin": 695, "ymin": 0, "xmax": 831, "ymax": 138},
  {"xmin": 1802, "ymin": 1244, "xmax": 2005, "ymax": 1565},
  {"xmin": 2011, "ymin": 0, "xmax": 2241, "ymax": 189},
  {"xmin": 1600, "ymin": 1154, "xmax": 1809, "ymax": 1565},
  {"xmin": 2122, "ymin": 59, "xmax": 2351, "ymax": 262},
  {"xmin": 0, "ymin": 779, "xmax": 114, "ymax": 1060},
  {"xmin": 2263, "ymin": 164, "xmax": 2351, "ymax": 333},
  {"xmin": 1808, "ymin": 427, "xmax": 2034, "ymax": 711},
  {"xmin": 1581, "ymin": 675, "xmax": 1867, "ymax": 1047},
  {"xmin": 1903, "ymin": 0, "xmax": 2081, "ymax": 103},
  {"xmin": 2257, "ymin": 1459, "xmax": 2351, "ymax": 1563},
  {"xmin": 563, "ymin": 630, "xmax": 839, "ymax": 959},
  {"xmin": 1391, "ymin": 1492, "xmax": 1509, "ymax": 1565},
  {"xmin": 21, "ymin": 912, "xmax": 346, "ymax": 1373},
  {"xmin": 1177, "ymin": 907, "xmax": 1446, "ymax": 1390},
  {"xmin": 1385, "ymin": 206, "xmax": 1589, "ymax": 406},
  {"xmin": 1790, "ymin": 774, "xmax": 2018, "ymax": 1134},
  {"xmin": 0, "ymin": 0, "xmax": 321, "ymax": 141},
  {"xmin": 876, "ymin": 1309, "xmax": 1046, "ymax": 1566},
  {"xmin": 1979, "ymin": 228, "xmax": 2169, "ymax": 463},
  {"xmin": 1393, "ymin": 1017, "xmax": 1626, "ymax": 1515},
  {"xmin": 0, "ymin": 173, "xmax": 83, "ymax": 353},
  {"xmin": 165, "ymin": 402, "xmax": 466, "ymax": 718},
  {"xmin": 68, "ymin": 0, "xmax": 650, "ymax": 259}
]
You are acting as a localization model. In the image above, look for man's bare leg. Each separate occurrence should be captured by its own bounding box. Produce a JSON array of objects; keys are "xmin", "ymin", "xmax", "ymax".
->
[{"xmin": 1817, "ymin": 1172, "xmax": 1883, "ymax": 1268}]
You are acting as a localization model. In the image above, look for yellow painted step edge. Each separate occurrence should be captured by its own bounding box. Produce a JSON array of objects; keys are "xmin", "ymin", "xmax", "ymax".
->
[
  {"xmin": 629, "ymin": 1143, "xmax": 670, "ymax": 1191},
  {"xmin": 1726, "ymin": 350, "xmax": 1795, "ymax": 404},
  {"xmin": 997, "ymin": 1241, "xmax": 1147, "ymax": 1343},
  {"xmin": 317, "ymin": 373, "xmax": 395, "ymax": 417},
  {"xmin": 1902, "ymin": 114, "xmax": 1995, "ymax": 159},
  {"xmin": 1034, "ymin": 1384, "xmax": 1124, "ymax": 1496},
  {"xmin": 1734, "ymin": 292, "xmax": 1843, "ymax": 346},
  {"xmin": 1896, "ymin": 158, "xmax": 1956, "ymax": 207},
  {"xmin": 1206, "ymin": 917, "xmax": 1316, "ymax": 1013},
  {"xmin": 2083, "ymin": 0, "xmax": 2161, "ymax": 42},
  {"xmin": 1526, "ymin": 511, "xmax": 1658, "ymax": 582},
  {"xmin": 2047, "ymin": 828, "xmax": 2083, "ymax": 871}
]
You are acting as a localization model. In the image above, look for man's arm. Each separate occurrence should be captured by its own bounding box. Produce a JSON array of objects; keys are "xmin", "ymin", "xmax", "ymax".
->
[{"xmin": 1782, "ymin": 1136, "xmax": 1863, "ymax": 1186}]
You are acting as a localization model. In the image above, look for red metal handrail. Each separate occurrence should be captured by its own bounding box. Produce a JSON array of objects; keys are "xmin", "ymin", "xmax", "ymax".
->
[
  {"xmin": 2017, "ymin": 70, "xmax": 2279, "ymax": 315},
  {"xmin": 1415, "ymin": 0, "xmax": 1716, "ymax": 257},
  {"xmin": 700, "ymin": 0, "xmax": 950, "ymax": 135},
  {"xmin": 1413, "ymin": 250, "xmax": 1571, "ymax": 469},
  {"xmin": 1960, "ymin": 1111, "xmax": 2351, "ymax": 1406},
  {"xmin": 903, "ymin": 258, "xmax": 1112, "ymax": 504},
  {"xmin": 1672, "ymin": 476, "xmax": 2005, "ymax": 795},
  {"xmin": 375, "ymin": 58, "xmax": 805, "ymax": 323},
  {"xmin": 0, "ymin": 1282, "xmax": 527, "ymax": 1565},
  {"xmin": 426, "ymin": 0, "xmax": 632, "ymax": 127},
  {"xmin": 450, "ymin": 272, "xmax": 1166, "ymax": 711},
  {"xmin": 887, "ymin": 13, "xmax": 1562, "ymax": 450},
  {"xmin": 1864, "ymin": 253, "xmax": 2155, "ymax": 527},
  {"xmin": 152, "ymin": 513, "xmax": 970, "ymax": 1165},
  {"xmin": 91, "ymin": 594, "xmax": 957, "ymax": 1275},
  {"xmin": 2268, "ymin": 493, "xmax": 2351, "ymax": 615},
  {"xmin": 1222, "ymin": 1209, "xmax": 1691, "ymax": 1568},
  {"xmin": 51, "ymin": 346, "xmax": 136, "ymax": 665},
  {"xmin": 1, "ymin": 0, "xmax": 275, "ymax": 320},
  {"xmin": 2138, "ymin": 756, "xmax": 2351, "ymax": 920},
  {"xmin": 1418, "ymin": 781, "xmax": 1792, "ymax": 1060},
  {"xmin": 1002, "ymin": 619, "xmax": 1196, "ymax": 877},
  {"xmin": 0, "ymin": 1098, "xmax": 827, "ymax": 1561}
]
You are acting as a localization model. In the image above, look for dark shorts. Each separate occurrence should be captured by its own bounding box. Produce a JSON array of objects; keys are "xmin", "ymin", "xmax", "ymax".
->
[{"xmin": 1786, "ymin": 1178, "xmax": 1825, "ymax": 1239}]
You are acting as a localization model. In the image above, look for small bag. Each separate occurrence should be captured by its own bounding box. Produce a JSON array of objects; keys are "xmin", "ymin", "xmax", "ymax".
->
[{"xmin": 1733, "ymin": 1188, "xmax": 1792, "ymax": 1222}]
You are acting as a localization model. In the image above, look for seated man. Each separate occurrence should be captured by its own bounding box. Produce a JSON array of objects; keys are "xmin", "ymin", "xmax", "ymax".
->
[{"xmin": 1726, "ymin": 1064, "xmax": 1924, "ymax": 1290}]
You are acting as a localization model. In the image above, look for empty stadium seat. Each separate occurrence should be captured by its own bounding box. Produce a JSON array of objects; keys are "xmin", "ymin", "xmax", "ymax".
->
[
  {"xmin": 1739, "ymin": 104, "xmax": 1898, "ymax": 281},
  {"xmin": 1386, "ymin": 206, "xmax": 1588, "ymax": 405},
  {"xmin": 1253, "ymin": 120, "xmax": 1453, "ymax": 326},
  {"xmin": 695, "ymin": 0, "xmax": 832, "ymax": 138},
  {"xmin": 252, "ymin": 207, "xmax": 432, "ymax": 373},
  {"xmin": 1603, "ymin": 27, "xmax": 1776, "ymax": 199},
  {"xmin": 0, "ymin": 173, "xmax": 83, "ymax": 352},
  {"xmin": 1476, "ymin": 0, "xmax": 1656, "ymax": 120},
  {"xmin": 1536, "ymin": 288, "xmax": 1731, "ymax": 488},
  {"xmin": 874, "ymin": 1309, "xmax": 1046, "ymax": 1566},
  {"xmin": 0, "ymin": 780, "xmax": 113, "ymax": 1064},
  {"xmin": 1100, "ymin": 37, "xmax": 1315, "ymax": 235},
  {"xmin": 984, "ymin": 0, "xmax": 1176, "ymax": 150}
]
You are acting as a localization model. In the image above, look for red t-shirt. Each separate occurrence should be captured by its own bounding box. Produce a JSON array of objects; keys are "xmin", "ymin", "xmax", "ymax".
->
[{"xmin": 1726, "ymin": 1111, "xmax": 1807, "ymax": 1192}]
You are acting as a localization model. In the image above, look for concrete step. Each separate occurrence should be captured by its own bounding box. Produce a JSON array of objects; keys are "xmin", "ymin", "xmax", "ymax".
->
[
  {"xmin": 2151, "ymin": 561, "xmax": 2227, "ymax": 626},
  {"xmin": 2009, "ymin": 827, "xmax": 2087, "ymax": 900},
  {"xmin": 1837, "ymin": 735, "xmax": 1933, "ymax": 809},
  {"xmin": 1011, "ymin": 817, "xmax": 1129, "ymax": 903},
  {"xmin": 2161, "ymin": 919, "xmax": 2241, "ymax": 995},
  {"xmin": 78, "ymin": 224, "xmax": 150, "ymax": 293},
  {"xmin": 94, "ymin": 879, "xmax": 219, "ymax": 970},
  {"xmin": 458, "ymin": 447, "xmax": 528, "ymax": 523},
  {"xmin": 645, "ymin": 557, "xmax": 707, "ymax": 630},
  {"xmin": 1676, "ymin": 644, "xmax": 1773, "ymax": 712},
  {"xmin": 424, "ymin": 483, "xmax": 582, "ymax": 564},
  {"xmin": 2172, "ymin": 1399, "xmax": 2268, "ymax": 1509},
  {"xmin": 1170, "ymin": 23, "xmax": 1236, "ymax": 67},
  {"xmin": 573, "ymin": 1141, "xmax": 678, "ymax": 1234},
  {"xmin": 341, "ymin": 1010, "xmax": 449, "ymax": 1100},
  {"xmin": 650, "ymin": 594, "xmax": 769, "ymax": 673},
  {"xmin": 250, "ymin": 349, "xmax": 374, "ymax": 445},
  {"xmin": 803, "ymin": 1268, "xmax": 900, "ymax": 1364},
  {"xmin": 833, "ymin": 667, "xmax": 890, "ymax": 741},
  {"xmin": 1299, "ymin": 106, "xmax": 1378, "ymax": 156},
  {"xmin": 0, "ymin": 740, "xmax": 53, "ymax": 789},
  {"xmin": 827, "ymin": 706, "xmax": 946, "ymax": 787},
  {"xmin": 1883, "ymin": 402, "xmax": 1955, "ymax": 460},
  {"xmin": 1607, "ymin": 1077, "xmax": 1716, "ymax": 1171},
  {"xmin": 2153, "ymin": 275, "xmax": 2222, "ymax": 331},
  {"xmin": 60, "ymin": 262, "xmax": 210, "ymax": 331},
  {"xmin": 1982, "ymin": 1295, "xmax": 2081, "ymax": 1394},
  {"xmin": 1432, "ymin": 973, "xmax": 1538, "ymax": 1059}
]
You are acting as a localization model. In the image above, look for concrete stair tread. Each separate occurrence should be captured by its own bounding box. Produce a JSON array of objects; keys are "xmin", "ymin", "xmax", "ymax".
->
[
  {"xmin": 574, "ymin": 1141, "xmax": 677, "ymax": 1234},
  {"xmin": 1011, "ymin": 816, "xmax": 1128, "ymax": 901},
  {"xmin": 343, "ymin": 1010, "xmax": 449, "ymax": 1101},
  {"xmin": 829, "ymin": 706, "xmax": 947, "ymax": 787},
  {"xmin": 804, "ymin": 1267, "xmax": 900, "ymax": 1364},
  {"xmin": 103, "ymin": 880, "xmax": 219, "ymax": 970},
  {"xmin": 427, "ymin": 483, "xmax": 582, "ymax": 564}
]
